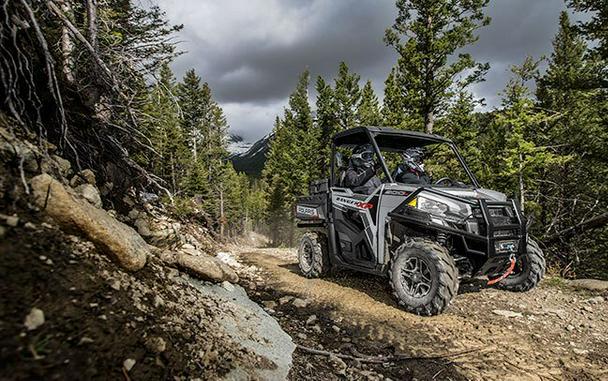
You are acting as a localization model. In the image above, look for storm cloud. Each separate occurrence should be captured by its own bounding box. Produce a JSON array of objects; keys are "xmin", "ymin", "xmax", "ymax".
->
[{"xmin": 156, "ymin": 0, "xmax": 570, "ymax": 140}]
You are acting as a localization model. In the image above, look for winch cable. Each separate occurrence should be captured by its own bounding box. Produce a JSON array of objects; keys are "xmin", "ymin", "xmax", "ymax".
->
[{"xmin": 487, "ymin": 255, "xmax": 516, "ymax": 286}]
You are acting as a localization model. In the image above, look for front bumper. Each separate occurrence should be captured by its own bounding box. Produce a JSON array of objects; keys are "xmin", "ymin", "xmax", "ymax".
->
[{"xmin": 389, "ymin": 188, "xmax": 527, "ymax": 261}]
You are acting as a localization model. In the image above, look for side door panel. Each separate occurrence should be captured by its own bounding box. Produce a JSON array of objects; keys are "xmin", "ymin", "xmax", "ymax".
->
[{"xmin": 331, "ymin": 187, "xmax": 378, "ymax": 268}]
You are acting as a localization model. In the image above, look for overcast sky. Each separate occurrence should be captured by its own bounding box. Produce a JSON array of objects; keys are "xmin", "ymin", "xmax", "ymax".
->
[{"xmin": 155, "ymin": 0, "xmax": 572, "ymax": 141}]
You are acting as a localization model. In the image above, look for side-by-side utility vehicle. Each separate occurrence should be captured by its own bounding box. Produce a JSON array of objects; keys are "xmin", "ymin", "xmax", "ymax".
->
[{"xmin": 296, "ymin": 127, "xmax": 545, "ymax": 316}]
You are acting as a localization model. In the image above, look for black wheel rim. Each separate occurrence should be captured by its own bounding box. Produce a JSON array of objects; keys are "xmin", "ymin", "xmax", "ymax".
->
[
  {"xmin": 400, "ymin": 257, "xmax": 432, "ymax": 298},
  {"xmin": 300, "ymin": 242, "xmax": 313, "ymax": 272}
]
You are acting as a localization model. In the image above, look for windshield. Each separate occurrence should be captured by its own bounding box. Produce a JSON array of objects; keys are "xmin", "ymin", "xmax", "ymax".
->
[{"xmin": 377, "ymin": 142, "xmax": 475, "ymax": 188}]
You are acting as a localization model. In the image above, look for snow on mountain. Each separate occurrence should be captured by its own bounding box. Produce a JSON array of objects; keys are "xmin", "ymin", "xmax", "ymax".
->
[{"xmin": 227, "ymin": 134, "xmax": 253, "ymax": 156}]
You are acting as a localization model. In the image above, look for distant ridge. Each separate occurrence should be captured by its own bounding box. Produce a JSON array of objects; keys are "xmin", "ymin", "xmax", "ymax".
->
[{"xmin": 229, "ymin": 133, "xmax": 272, "ymax": 177}]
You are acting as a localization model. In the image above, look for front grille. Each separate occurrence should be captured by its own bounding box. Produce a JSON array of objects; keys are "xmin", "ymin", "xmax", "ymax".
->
[
  {"xmin": 488, "ymin": 206, "xmax": 517, "ymax": 227},
  {"xmin": 490, "ymin": 215, "xmax": 512, "ymax": 225},
  {"xmin": 472, "ymin": 202, "xmax": 523, "ymax": 239},
  {"xmin": 494, "ymin": 229, "xmax": 515, "ymax": 237},
  {"xmin": 488, "ymin": 205, "xmax": 520, "ymax": 239}
]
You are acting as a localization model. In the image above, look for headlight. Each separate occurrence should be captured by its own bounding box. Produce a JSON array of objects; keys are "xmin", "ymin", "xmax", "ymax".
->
[{"xmin": 410, "ymin": 192, "xmax": 473, "ymax": 224}]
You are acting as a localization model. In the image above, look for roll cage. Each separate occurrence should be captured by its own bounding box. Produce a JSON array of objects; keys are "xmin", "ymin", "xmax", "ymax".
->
[{"xmin": 330, "ymin": 126, "xmax": 481, "ymax": 188}]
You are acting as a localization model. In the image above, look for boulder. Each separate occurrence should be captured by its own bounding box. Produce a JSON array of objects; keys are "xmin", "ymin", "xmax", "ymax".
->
[
  {"xmin": 189, "ymin": 282, "xmax": 295, "ymax": 380},
  {"xmin": 127, "ymin": 209, "xmax": 140, "ymax": 221},
  {"xmin": 157, "ymin": 249, "xmax": 177, "ymax": 265},
  {"xmin": 146, "ymin": 221, "xmax": 182, "ymax": 247},
  {"xmin": 134, "ymin": 218, "xmax": 152, "ymax": 237},
  {"xmin": 51, "ymin": 155, "xmax": 72, "ymax": 177},
  {"xmin": 31, "ymin": 174, "xmax": 147, "ymax": 271},
  {"xmin": 70, "ymin": 169, "xmax": 96, "ymax": 187},
  {"xmin": 292, "ymin": 298, "xmax": 309, "ymax": 308},
  {"xmin": 0, "ymin": 127, "xmax": 37, "ymax": 172},
  {"xmin": 176, "ymin": 252, "xmax": 238, "ymax": 283},
  {"xmin": 74, "ymin": 184, "xmax": 102, "ymax": 208}
]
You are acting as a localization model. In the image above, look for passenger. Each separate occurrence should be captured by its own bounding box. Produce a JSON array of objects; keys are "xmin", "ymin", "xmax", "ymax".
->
[
  {"xmin": 393, "ymin": 147, "xmax": 431, "ymax": 185},
  {"xmin": 343, "ymin": 144, "xmax": 382, "ymax": 194}
]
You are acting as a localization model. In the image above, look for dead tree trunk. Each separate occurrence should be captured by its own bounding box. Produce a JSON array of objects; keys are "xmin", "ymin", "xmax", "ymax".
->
[
  {"xmin": 84, "ymin": 0, "xmax": 102, "ymax": 108},
  {"xmin": 545, "ymin": 212, "xmax": 608, "ymax": 245},
  {"xmin": 85, "ymin": 0, "xmax": 98, "ymax": 52},
  {"xmin": 219, "ymin": 187, "xmax": 225, "ymax": 238},
  {"xmin": 58, "ymin": 0, "xmax": 74, "ymax": 83}
]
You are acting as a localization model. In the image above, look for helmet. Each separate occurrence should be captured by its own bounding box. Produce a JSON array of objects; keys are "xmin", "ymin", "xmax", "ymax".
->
[
  {"xmin": 402, "ymin": 147, "xmax": 425, "ymax": 174},
  {"xmin": 351, "ymin": 144, "xmax": 374, "ymax": 168}
]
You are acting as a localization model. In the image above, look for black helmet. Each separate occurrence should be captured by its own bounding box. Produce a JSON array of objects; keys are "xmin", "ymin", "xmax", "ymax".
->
[
  {"xmin": 402, "ymin": 147, "xmax": 425, "ymax": 173},
  {"xmin": 351, "ymin": 144, "xmax": 374, "ymax": 168}
]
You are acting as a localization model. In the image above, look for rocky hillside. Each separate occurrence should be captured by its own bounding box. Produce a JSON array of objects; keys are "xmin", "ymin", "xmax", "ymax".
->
[
  {"xmin": 0, "ymin": 124, "xmax": 294, "ymax": 379},
  {"xmin": 2, "ymin": 120, "xmax": 608, "ymax": 381}
]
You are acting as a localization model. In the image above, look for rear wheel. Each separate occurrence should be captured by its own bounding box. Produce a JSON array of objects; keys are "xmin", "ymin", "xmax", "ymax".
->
[
  {"xmin": 498, "ymin": 238, "xmax": 546, "ymax": 292},
  {"xmin": 389, "ymin": 238, "xmax": 459, "ymax": 316},
  {"xmin": 298, "ymin": 232, "xmax": 330, "ymax": 278}
]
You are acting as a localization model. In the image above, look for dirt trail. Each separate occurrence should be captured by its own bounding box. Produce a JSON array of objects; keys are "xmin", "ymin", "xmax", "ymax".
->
[{"xmin": 235, "ymin": 247, "xmax": 608, "ymax": 381}]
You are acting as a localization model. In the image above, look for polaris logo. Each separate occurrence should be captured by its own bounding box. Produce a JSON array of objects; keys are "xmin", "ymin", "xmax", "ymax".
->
[{"xmin": 297, "ymin": 205, "xmax": 318, "ymax": 217}]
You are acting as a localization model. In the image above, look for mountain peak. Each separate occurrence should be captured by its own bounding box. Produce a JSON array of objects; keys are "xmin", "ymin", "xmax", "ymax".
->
[{"xmin": 229, "ymin": 134, "xmax": 273, "ymax": 177}]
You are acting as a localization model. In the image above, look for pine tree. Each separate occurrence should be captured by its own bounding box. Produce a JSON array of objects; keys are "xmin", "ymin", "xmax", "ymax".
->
[
  {"xmin": 384, "ymin": 0, "xmax": 490, "ymax": 133},
  {"xmin": 204, "ymin": 102, "xmax": 230, "ymax": 224},
  {"xmin": 538, "ymin": 13, "xmax": 591, "ymax": 106},
  {"xmin": 315, "ymin": 75, "xmax": 337, "ymax": 176},
  {"xmin": 143, "ymin": 63, "xmax": 190, "ymax": 194},
  {"xmin": 175, "ymin": 69, "xmax": 213, "ymax": 197},
  {"xmin": 220, "ymin": 163, "xmax": 246, "ymax": 236},
  {"xmin": 567, "ymin": 0, "xmax": 608, "ymax": 61},
  {"xmin": 382, "ymin": 68, "xmax": 407, "ymax": 127},
  {"xmin": 245, "ymin": 179, "xmax": 268, "ymax": 231},
  {"xmin": 536, "ymin": 11, "xmax": 594, "ymax": 166},
  {"xmin": 286, "ymin": 71, "xmax": 314, "ymax": 132},
  {"xmin": 535, "ymin": 10, "xmax": 608, "ymax": 276},
  {"xmin": 436, "ymin": 91, "xmax": 483, "ymax": 178},
  {"xmin": 263, "ymin": 117, "xmax": 296, "ymax": 245},
  {"xmin": 357, "ymin": 81, "xmax": 382, "ymax": 126},
  {"xmin": 205, "ymin": 102, "xmax": 229, "ymax": 180},
  {"xmin": 263, "ymin": 71, "xmax": 317, "ymax": 244},
  {"xmin": 334, "ymin": 62, "xmax": 361, "ymax": 130},
  {"xmin": 177, "ymin": 69, "xmax": 210, "ymax": 160},
  {"xmin": 494, "ymin": 58, "xmax": 569, "ymax": 213}
]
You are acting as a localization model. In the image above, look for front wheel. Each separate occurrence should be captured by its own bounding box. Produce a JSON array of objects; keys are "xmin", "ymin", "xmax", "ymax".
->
[
  {"xmin": 298, "ymin": 232, "xmax": 330, "ymax": 278},
  {"xmin": 497, "ymin": 238, "xmax": 546, "ymax": 292},
  {"xmin": 389, "ymin": 238, "xmax": 459, "ymax": 316}
]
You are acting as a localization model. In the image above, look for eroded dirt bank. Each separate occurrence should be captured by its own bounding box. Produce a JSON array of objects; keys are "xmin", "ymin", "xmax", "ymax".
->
[{"xmin": 232, "ymin": 247, "xmax": 608, "ymax": 381}]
